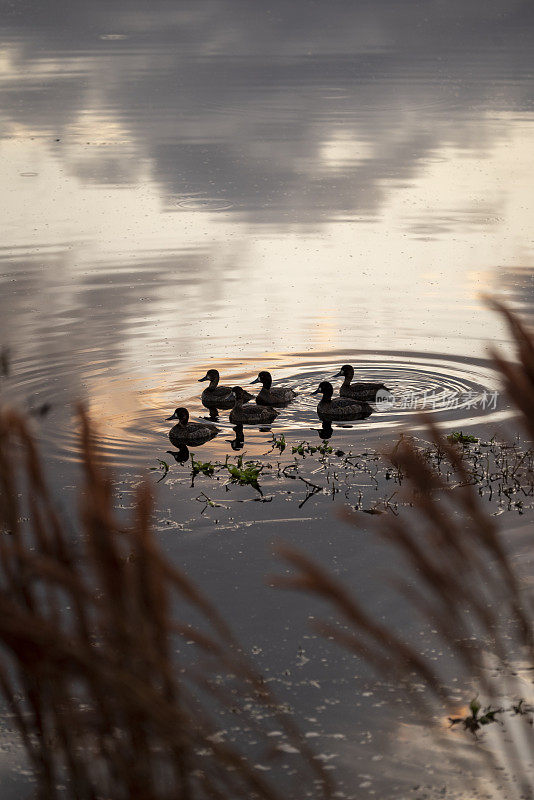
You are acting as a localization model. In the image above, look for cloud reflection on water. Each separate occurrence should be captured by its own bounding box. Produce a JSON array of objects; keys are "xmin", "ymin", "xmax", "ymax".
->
[
  {"xmin": 2, "ymin": 0, "xmax": 534, "ymax": 223},
  {"xmin": 0, "ymin": 0, "xmax": 533, "ymax": 457}
]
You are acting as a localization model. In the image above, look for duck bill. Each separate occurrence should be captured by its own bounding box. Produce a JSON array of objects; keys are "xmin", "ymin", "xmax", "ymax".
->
[
  {"xmin": 166, "ymin": 414, "xmax": 178, "ymax": 421},
  {"xmin": 198, "ymin": 375, "xmax": 209, "ymax": 382},
  {"xmin": 332, "ymin": 370, "xmax": 343, "ymax": 378},
  {"xmin": 250, "ymin": 377, "xmax": 261, "ymax": 385},
  {"xmin": 311, "ymin": 388, "xmax": 321, "ymax": 395}
]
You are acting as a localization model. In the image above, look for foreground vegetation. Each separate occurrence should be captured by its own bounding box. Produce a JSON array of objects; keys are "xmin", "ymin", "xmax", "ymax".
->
[{"xmin": 158, "ymin": 429, "xmax": 534, "ymax": 517}]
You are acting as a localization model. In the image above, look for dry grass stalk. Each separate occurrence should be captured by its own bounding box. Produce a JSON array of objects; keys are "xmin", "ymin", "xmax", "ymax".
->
[
  {"xmin": 0, "ymin": 407, "xmax": 331, "ymax": 800},
  {"xmin": 276, "ymin": 301, "xmax": 534, "ymax": 799}
]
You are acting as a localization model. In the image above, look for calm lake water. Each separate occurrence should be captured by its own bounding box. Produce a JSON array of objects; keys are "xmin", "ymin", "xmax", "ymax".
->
[{"xmin": 1, "ymin": 1, "xmax": 534, "ymax": 797}]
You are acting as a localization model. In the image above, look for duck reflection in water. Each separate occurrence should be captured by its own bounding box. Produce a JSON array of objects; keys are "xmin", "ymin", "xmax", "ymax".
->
[
  {"xmin": 312, "ymin": 381, "xmax": 373, "ymax": 422},
  {"xmin": 166, "ymin": 445, "xmax": 190, "ymax": 465},
  {"xmin": 166, "ymin": 407, "xmax": 219, "ymax": 446},
  {"xmin": 204, "ymin": 406, "xmax": 221, "ymax": 421},
  {"xmin": 228, "ymin": 423, "xmax": 245, "ymax": 451},
  {"xmin": 316, "ymin": 420, "xmax": 334, "ymax": 440}
]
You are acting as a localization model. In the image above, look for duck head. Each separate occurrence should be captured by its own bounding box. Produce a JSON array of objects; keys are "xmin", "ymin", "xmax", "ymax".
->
[
  {"xmin": 166, "ymin": 407, "xmax": 189, "ymax": 426},
  {"xmin": 198, "ymin": 369, "xmax": 219, "ymax": 386},
  {"xmin": 333, "ymin": 364, "xmax": 354, "ymax": 381},
  {"xmin": 312, "ymin": 381, "xmax": 334, "ymax": 401},
  {"xmin": 231, "ymin": 386, "xmax": 246, "ymax": 404},
  {"xmin": 250, "ymin": 370, "xmax": 272, "ymax": 389}
]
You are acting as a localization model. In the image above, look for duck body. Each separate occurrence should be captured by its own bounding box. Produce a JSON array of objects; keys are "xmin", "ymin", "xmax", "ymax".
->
[
  {"xmin": 340, "ymin": 382, "xmax": 389, "ymax": 402},
  {"xmin": 199, "ymin": 369, "xmax": 253, "ymax": 409},
  {"xmin": 251, "ymin": 371, "xmax": 297, "ymax": 406},
  {"xmin": 201, "ymin": 385, "xmax": 235, "ymax": 409},
  {"xmin": 166, "ymin": 408, "xmax": 219, "ymax": 446},
  {"xmin": 229, "ymin": 387, "xmax": 278, "ymax": 425},
  {"xmin": 334, "ymin": 365, "xmax": 391, "ymax": 402},
  {"xmin": 313, "ymin": 382, "xmax": 372, "ymax": 421}
]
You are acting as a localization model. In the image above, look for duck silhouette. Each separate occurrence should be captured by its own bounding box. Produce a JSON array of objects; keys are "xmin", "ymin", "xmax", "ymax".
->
[
  {"xmin": 333, "ymin": 365, "xmax": 392, "ymax": 403},
  {"xmin": 251, "ymin": 371, "xmax": 297, "ymax": 406},
  {"xmin": 166, "ymin": 407, "xmax": 219, "ymax": 446},
  {"xmin": 229, "ymin": 386, "xmax": 278, "ymax": 425},
  {"xmin": 199, "ymin": 369, "xmax": 253, "ymax": 409},
  {"xmin": 312, "ymin": 381, "xmax": 372, "ymax": 421}
]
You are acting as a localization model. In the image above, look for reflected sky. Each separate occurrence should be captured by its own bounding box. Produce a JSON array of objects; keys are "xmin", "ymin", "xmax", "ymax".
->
[{"xmin": 0, "ymin": 0, "xmax": 534, "ymax": 457}]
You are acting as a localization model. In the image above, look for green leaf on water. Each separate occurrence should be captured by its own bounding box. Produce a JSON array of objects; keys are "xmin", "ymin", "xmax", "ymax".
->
[
  {"xmin": 469, "ymin": 697, "xmax": 481, "ymax": 716},
  {"xmin": 152, "ymin": 458, "xmax": 170, "ymax": 483},
  {"xmin": 191, "ymin": 454, "xmax": 216, "ymax": 477},
  {"xmin": 447, "ymin": 431, "xmax": 479, "ymax": 444}
]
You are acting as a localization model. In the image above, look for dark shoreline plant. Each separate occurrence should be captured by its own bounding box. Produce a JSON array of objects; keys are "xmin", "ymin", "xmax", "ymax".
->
[
  {"xmin": 275, "ymin": 300, "xmax": 534, "ymax": 799},
  {"xmin": 0, "ymin": 408, "xmax": 331, "ymax": 800}
]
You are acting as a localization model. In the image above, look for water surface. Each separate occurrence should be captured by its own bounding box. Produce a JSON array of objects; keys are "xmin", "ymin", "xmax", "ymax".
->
[{"xmin": 1, "ymin": 1, "xmax": 534, "ymax": 797}]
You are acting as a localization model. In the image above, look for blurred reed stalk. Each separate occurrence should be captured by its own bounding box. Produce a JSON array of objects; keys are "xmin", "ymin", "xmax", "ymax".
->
[
  {"xmin": 0, "ymin": 407, "xmax": 331, "ymax": 800},
  {"xmin": 276, "ymin": 299, "xmax": 534, "ymax": 800}
]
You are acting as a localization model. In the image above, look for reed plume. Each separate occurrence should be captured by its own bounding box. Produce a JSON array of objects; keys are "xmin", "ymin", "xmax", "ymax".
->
[
  {"xmin": 0, "ymin": 407, "xmax": 331, "ymax": 800},
  {"xmin": 276, "ymin": 300, "xmax": 534, "ymax": 799}
]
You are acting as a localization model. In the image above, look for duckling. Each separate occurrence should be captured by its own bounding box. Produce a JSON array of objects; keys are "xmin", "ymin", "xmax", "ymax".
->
[
  {"xmin": 251, "ymin": 371, "xmax": 297, "ymax": 406},
  {"xmin": 198, "ymin": 369, "xmax": 254, "ymax": 409},
  {"xmin": 166, "ymin": 407, "xmax": 219, "ymax": 446},
  {"xmin": 312, "ymin": 381, "xmax": 372, "ymax": 421},
  {"xmin": 229, "ymin": 386, "xmax": 278, "ymax": 425},
  {"xmin": 333, "ymin": 365, "xmax": 391, "ymax": 402}
]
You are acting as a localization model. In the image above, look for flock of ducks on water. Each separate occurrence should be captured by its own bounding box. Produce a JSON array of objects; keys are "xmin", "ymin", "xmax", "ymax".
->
[{"xmin": 166, "ymin": 366, "xmax": 392, "ymax": 447}]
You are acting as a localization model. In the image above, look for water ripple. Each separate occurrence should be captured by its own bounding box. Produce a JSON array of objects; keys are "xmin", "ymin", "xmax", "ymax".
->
[{"xmin": 2, "ymin": 346, "xmax": 510, "ymax": 468}]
